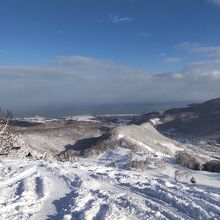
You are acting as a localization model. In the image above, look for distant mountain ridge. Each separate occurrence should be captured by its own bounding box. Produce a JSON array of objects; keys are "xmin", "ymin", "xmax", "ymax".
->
[{"xmin": 132, "ymin": 98, "xmax": 220, "ymax": 144}]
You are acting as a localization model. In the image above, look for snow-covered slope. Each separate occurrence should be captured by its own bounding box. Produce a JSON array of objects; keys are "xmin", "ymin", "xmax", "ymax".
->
[
  {"xmin": 0, "ymin": 156, "xmax": 219, "ymax": 220},
  {"xmin": 74, "ymin": 123, "xmax": 184, "ymax": 158},
  {"xmin": 11, "ymin": 117, "xmax": 113, "ymax": 157},
  {"xmin": 1, "ymin": 114, "xmax": 220, "ymax": 220},
  {"xmin": 131, "ymin": 98, "xmax": 220, "ymax": 145}
]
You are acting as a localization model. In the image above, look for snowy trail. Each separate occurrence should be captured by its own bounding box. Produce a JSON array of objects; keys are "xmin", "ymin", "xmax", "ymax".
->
[
  {"xmin": 0, "ymin": 157, "xmax": 220, "ymax": 220},
  {"xmin": 0, "ymin": 158, "xmax": 70, "ymax": 220}
]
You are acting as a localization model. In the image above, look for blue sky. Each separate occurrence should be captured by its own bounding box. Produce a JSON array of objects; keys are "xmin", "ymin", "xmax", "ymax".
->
[{"xmin": 0, "ymin": 0, "xmax": 220, "ymax": 114}]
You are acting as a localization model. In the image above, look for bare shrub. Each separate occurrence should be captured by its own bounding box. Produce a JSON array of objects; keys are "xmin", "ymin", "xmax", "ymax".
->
[
  {"xmin": 174, "ymin": 170, "xmax": 191, "ymax": 180},
  {"xmin": 175, "ymin": 151, "xmax": 202, "ymax": 170},
  {"xmin": 83, "ymin": 148, "xmax": 101, "ymax": 157},
  {"xmin": 58, "ymin": 149, "xmax": 78, "ymax": 162},
  {"xmin": 131, "ymin": 157, "xmax": 158, "ymax": 172},
  {"xmin": 131, "ymin": 159, "xmax": 145, "ymax": 171},
  {"xmin": 154, "ymin": 158, "xmax": 167, "ymax": 170},
  {"xmin": 0, "ymin": 109, "xmax": 17, "ymax": 155},
  {"xmin": 203, "ymin": 160, "xmax": 220, "ymax": 173},
  {"xmin": 109, "ymin": 162, "xmax": 118, "ymax": 168}
]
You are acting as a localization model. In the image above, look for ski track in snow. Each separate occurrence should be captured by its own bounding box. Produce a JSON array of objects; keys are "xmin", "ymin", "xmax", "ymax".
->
[{"xmin": 0, "ymin": 157, "xmax": 220, "ymax": 220}]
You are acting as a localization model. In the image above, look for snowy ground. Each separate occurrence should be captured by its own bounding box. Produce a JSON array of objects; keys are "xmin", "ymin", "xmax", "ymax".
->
[
  {"xmin": 1, "ymin": 116, "xmax": 220, "ymax": 220},
  {"xmin": 0, "ymin": 153, "xmax": 219, "ymax": 220}
]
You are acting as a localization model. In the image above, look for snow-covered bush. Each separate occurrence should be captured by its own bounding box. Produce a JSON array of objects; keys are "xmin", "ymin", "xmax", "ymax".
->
[
  {"xmin": 130, "ymin": 157, "xmax": 152, "ymax": 171},
  {"xmin": 0, "ymin": 109, "xmax": 17, "ymax": 155},
  {"xmin": 175, "ymin": 151, "xmax": 202, "ymax": 170},
  {"xmin": 131, "ymin": 156, "xmax": 167, "ymax": 172},
  {"xmin": 131, "ymin": 159, "xmax": 145, "ymax": 171},
  {"xmin": 108, "ymin": 162, "xmax": 118, "ymax": 168},
  {"xmin": 174, "ymin": 170, "xmax": 191, "ymax": 180},
  {"xmin": 58, "ymin": 149, "xmax": 79, "ymax": 162},
  {"xmin": 203, "ymin": 160, "xmax": 220, "ymax": 173},
  {"xmin": 154, "ymin": 158, "xmax": 167, "ymax": 170},
  {"xmin": 83, "ymin": 148, "xmax": 103, "ymax": 157}
]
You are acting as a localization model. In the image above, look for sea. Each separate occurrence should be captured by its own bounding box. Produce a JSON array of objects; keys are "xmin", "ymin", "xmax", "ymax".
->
[{"xmin": 14, "ymin": 101, "xmax": 193, "ymax": 118}]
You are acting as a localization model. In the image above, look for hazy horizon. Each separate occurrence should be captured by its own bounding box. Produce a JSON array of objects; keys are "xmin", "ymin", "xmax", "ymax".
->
[{"xmin": 12, "ymin": 100, "xmax": 201, "ymax": 117}]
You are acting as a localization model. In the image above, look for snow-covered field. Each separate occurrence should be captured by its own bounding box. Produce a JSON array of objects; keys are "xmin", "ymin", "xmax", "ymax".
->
[
  {"xmin": 0, "ymin": 150, "xmax": 220, "ymax": 220},
  {"xmin": 1, "ymin": 115, "xmax": 220, "ymax": 220}
]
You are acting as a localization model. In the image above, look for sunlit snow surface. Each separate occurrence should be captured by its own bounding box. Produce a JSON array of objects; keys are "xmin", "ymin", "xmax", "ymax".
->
[
  {"xmin": 0, "ymin": 154, "xmax": 219, "ymax": 220},
  {"xmin": 1, "ymin": 115, "xmax": 220, "ymax": 220}
]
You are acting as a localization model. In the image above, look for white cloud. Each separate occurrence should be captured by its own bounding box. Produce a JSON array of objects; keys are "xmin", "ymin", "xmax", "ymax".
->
[
  {"xmin": 176, "ymin": 42, "xmax": 220, "ymax": 70},
  {"xmin": 0, "ymin": 66, "xmax": 62, "ymax": 74},
  {"xmin": 135, "ymin": 32, "xmax": 152, "ymax": 37},
  {"xmin": 191, "ymin": 58, "xmax": 220, "ymax": 68},
  {"xmin": 177, "ymin": 42, "xmax": 220, "ymax": 58},
  {"xmin": 189, "ymin": 46, "xmax": 220, "ymax": 58},
  {"xmin": 208, "ymin": 0, "xmax": 220, "ymax": 6},
  {"xmin": 191, "ymin": 70, "xmax": 220, "ymax": 79},
  {"xmin": 57, "ymin": 56, "xmax": 151, "ymax": 81},
  {"xmin": 0, "ymin": 57, "xmax": 151, "ymax": 83},
  {"xmin": 210, "ymin": 70, "xmax": 220, "ymax": 78},
  {"xmin": 159, "ymin": 53, "xmax": 167, "ymax": 57},
  {"xmin": 58, "ymin": 56, "xmax": 109, "ymax": 66},
  {"xmin": 0, "ymin": 49, "xmax": 10, "ymax": 54},
  {"xmin": 153, "ymin": 72, "xmax": 183, "ymax": 80},
  {"xmin": 0, "ymin": 52, "xmax": 220, "ymax": 112},
  {"xmin": 162, "ymin": 56, "xmax": 181, "ymax": 63},
  {"xmin": 109, "ymin": 15, "xmax": 131, "ymax": 23}
]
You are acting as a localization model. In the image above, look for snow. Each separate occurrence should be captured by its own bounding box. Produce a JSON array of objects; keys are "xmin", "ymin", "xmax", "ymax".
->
[
  {"xmin": 161, "ymin": 142, "xmax": 183, "ymax": 155},
  {"xmin": 15, "ymin": 115, "xmax": 98, "ymax": 124},
  {"xmin": 113, "ymin": 123, "xmax": 184, "ymax": 156},
  {"xmin": 16, "ymin": 116, "xmax": 48, "ymax": 123},
  {"xmin": 1, "ymin": 116, "xmax": 220, "ymax": 219},
  {"xmin": 118, "ymin": 134, "xmax": 124, "ymax": 139},
  {"xmin": 64, "ymin": 115, "xmax": 98, "ymax": 122},
  {"xmin": 150, "ymin": 118, "xmax": 162, "ymax": 126},
  {"xmin": 0, "ymin": 158, "xmax": 70, "ymax": 220},
  {"xmin": 0, "ymin": 155, "xmax": 219, "ymax": 220},
  {"xmin": 127, "ymin": 136, "xmax": 154, "ymax": 152}
]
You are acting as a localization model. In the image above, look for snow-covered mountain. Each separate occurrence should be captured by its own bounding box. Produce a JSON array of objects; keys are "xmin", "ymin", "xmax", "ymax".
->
[
  {"xmin": 131, "ymin": 98, "xmax": 220, "ymax": 145},
  {"xmin": 62, "ymin": 122, "xmax": 183, "ymax": 158},
  {"xmin": 0, "ymin": 102, "xmax": 220, "ymax": 220}
]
